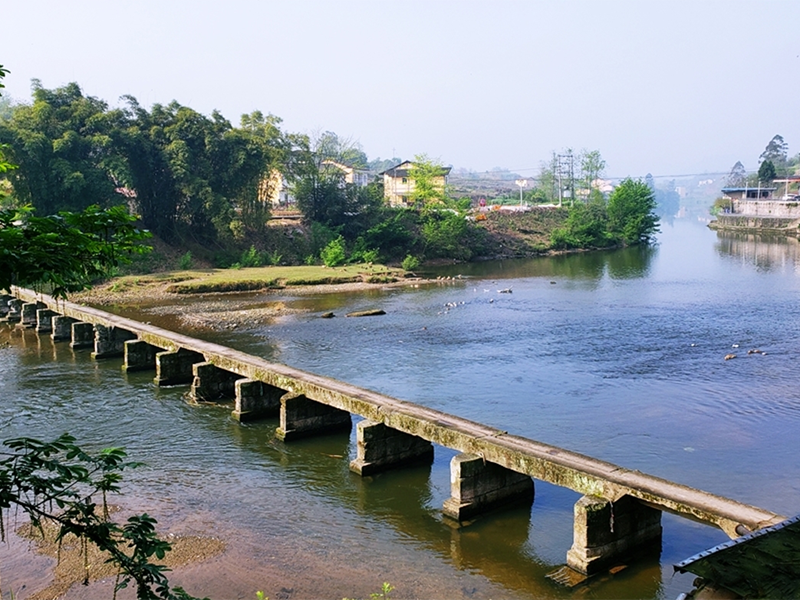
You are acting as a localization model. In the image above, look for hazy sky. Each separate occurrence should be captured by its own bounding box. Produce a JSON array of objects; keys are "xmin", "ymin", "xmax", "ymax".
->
[{"xmin": 3, "ymin": 1, "xmax": 799, "ymax": 179}]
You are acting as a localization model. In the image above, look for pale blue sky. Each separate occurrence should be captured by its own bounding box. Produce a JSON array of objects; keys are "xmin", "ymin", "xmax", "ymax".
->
[{"xmin": 3, "ymin": 0, "xmax": 799, "ymax": 179}]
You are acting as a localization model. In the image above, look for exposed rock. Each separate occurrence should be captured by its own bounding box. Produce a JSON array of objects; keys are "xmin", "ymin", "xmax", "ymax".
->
[
  {"xmin": 345, "ymin": 309, "xmax": 386, "ymax": 317},
  {"xmin": 320, "ymin": 312, "xmax": 335, "ymax": 319}
]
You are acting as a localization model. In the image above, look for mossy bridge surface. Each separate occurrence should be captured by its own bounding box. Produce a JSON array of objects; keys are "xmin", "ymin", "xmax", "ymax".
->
[{"xmin": 2, "ymin": 288, "xmax": 786, "ymax": 580}]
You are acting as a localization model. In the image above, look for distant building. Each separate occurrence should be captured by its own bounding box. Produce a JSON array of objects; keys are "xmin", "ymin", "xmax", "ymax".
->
[
  {"xmin": 262, "ymin": 169, "xmax": 294, "ymax": 208},
  {"xmin": 380, "ymin": 160, "xmax": 451, "ymax": 207},
  {"xmin": 320, "ymin": 160, "xmax": 371, "ymax": 187},
  {"xmin": 720, "ymin": 186, "xmax": 776, "ymax": 201}
]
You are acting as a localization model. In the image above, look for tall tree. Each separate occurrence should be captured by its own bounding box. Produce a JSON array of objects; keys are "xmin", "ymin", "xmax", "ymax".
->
[
  {"xmin": 726, "ymin": 161, "xmax": 748, "ymax": 187},
  {"xmin": 0, "ymin": 81, "xmax": 122, "ymax": 215},
  {"xmin": 579, "ymin": 149, "xmax": 606, "ymax": 201},
  {"xmin": 759, "ymin": 134, "xmax": 789, "ymax": 177},
  {"xmin": 757, "ymin": 159, "xmax": 776, "ymax": 183}
]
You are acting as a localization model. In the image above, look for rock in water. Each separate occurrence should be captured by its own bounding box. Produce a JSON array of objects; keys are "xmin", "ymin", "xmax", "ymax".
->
[{"xmin": 345, "ymin": 309, "xmax": 386, "ymax": 317}]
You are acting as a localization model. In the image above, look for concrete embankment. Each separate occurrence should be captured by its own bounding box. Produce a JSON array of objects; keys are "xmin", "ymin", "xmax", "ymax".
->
[{"xmin": 710, "ymin": 215, "xmax": 800, "ymax": 234}]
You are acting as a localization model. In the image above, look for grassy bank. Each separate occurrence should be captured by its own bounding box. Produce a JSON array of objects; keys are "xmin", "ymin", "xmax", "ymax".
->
[{"xmin": 105, "ymin": 263, "xmax": 406, "ymax": 296}]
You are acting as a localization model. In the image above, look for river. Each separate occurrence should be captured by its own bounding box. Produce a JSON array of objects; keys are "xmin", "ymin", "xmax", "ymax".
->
[{"xmin": 1, "ymin": 218, "xmax": 799, "ymax": 599}]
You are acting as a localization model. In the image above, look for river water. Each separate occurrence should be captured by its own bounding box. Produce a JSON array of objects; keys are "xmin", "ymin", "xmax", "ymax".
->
[{"xmin": 2, "ymin": 219, "xmax": 799, "ymax": 599}]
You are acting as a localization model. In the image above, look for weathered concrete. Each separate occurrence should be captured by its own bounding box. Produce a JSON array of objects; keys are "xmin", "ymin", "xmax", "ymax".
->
[
  {"xmin": 710, "ymin": 214, "xmax": 800, "ymax": 234},
  {"xmin": 0, "ymin": 294, "xmax": 11, "ymax": 317},
  {"xmin": 275, "ymin": 392, "xmax": 352, "ymax": 442},
  {"xmin": 155, "ymin": 348, "xmax": 205, "ymax": 386},
  {"xmin": 232, "ymin": 378, "xmax": 284, "ymax": 421},
  {"xmin": 70, "ymin": 322, "xmax": 95, "ymax": 349},
  {"xmin": 350, "ymin": 420, "xmax": 434, "ymax": 476},
  {"xmin": 92, "ymin": 324, "xmax": 137, "ymax": 359},
  {"xmin": 566, "ymin": 495, "xmax": 662, "ymax": 575},
  {"xmin": 19, "ymin": 301, "xmax": 46, "ymax": 328},
  {"xmin": 12, "ymin": 288, "xmax": 787, "ymax": 543},
  {"xmin": 443, "ymin": 453, "xmax": 534, "ymax": 522},
  {"xmin": 51, "ymin": 315, "xmax": 77, "ymax": 341},
  {"xmin": 5, "ymin": 298, "xmax": 22, "ymax": 323},
  {"xmin": 191, "ymin": 362, "xmax": 241, "ymax": 402},
  {"xmin": 35, "ymin": 308, "xmax": 58, "ymax": 333},
  {"xmin": 123, "ymin": 339, "xmax": 160, "ymax": 372},
  {"xmin": 733, "ymin": 199, "xmax": 800, "ymax": 218}
]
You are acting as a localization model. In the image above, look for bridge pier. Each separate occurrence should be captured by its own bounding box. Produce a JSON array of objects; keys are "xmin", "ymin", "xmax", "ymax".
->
[
  {"xmin": 349, "ymin": 420, "xmax": 433, "ymax": 476},
  {"xmin": 275, "ymin": 392, "xmax": 352, "ymax": 441},
  {"xmin": 92, "ymin": 324, "xmax": 137, "ymax": 359},
  {"xmin": 191, "ymin": 362, "xmax": 240, "ymax": 402},
  {"xmin": 35, "ymin": 308, "xmax": 58, "ymax": 333},
  {"xmin": 442, "ymin": 453, "xmax": 534, "ymax": 522},
  {"xmin": 5, "ymin": 299, "xmax": 22, "ymax": 323},
  {"xmin": 155, "ymin": 349, "xmax": 205, "ymax": 386},
  {"xmin": 19, "ymin": 302, "xmax": 46, "ymax": 328},
  {"xmin": 0, "ymin": 294, "xmax": 11, "ymax": 317},
  {"xmin": 232, "ymin": 379, "xmax": 283, "ymax": 422},
  {"xmin": 70, "ymin": 322, "xmax": 95, "ymax": 349},
  {"xmin": 566, "ymin": 495, "xmax": 662, "ymax": 576},
  {"xmin": 51, "ymin": 315, "xmax": 76, "ymax": 341},
  {"xmin": 123, "ymin": 340, "xmax": 159, "ymax": 372}
]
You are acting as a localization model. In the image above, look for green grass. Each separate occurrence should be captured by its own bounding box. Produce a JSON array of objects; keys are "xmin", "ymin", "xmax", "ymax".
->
[{"xmin": 108, "ymin": 264, "xmax": 405, "ymax": 294}]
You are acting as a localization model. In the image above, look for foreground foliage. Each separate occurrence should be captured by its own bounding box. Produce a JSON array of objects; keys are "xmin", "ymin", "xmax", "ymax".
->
[
  {"xmin": 0, "ymin": 434, "xmax": 205, "ymax": 599},
  {"xmin": 0, "ymin": 204, "xmax": 151, "ymax": 297}
]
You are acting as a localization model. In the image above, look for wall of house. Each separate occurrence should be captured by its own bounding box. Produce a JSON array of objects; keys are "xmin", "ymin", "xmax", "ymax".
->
[
  {"xmin": 383, "ymin": 173, "xmax": 414, "ymax": 207},
  {"xmin": 734, "ymin": 200, "xmax": 800, "ymax": 218},
  {"xmin": 383, "ymin": 172, "xmax": 448, "ymax": 207}
]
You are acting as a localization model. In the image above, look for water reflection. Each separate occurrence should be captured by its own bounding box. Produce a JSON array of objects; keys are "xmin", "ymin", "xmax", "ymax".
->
[
  {"xmin": 715, "ymin": 231, "xmax": 800, "ymax": 273},
  {"xmin": 424, "ymin": 244, "xmax": 656, "ymax": 282}
]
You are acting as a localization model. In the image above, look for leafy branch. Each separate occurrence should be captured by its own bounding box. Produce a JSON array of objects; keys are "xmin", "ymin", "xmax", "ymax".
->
[{"xmin": 0, "ymin": 433, "xmax": 205, "ymax": 600}]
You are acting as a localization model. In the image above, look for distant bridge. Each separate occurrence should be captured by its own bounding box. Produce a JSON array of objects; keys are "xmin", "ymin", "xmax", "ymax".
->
[{"xmin": 1, "ymin": 288, "xmax": 785, "ymax": 578}]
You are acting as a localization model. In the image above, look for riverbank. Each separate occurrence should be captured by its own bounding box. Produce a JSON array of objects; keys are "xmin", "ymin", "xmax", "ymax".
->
[{"xmin": 70, "ymin": 264, "xmax": 462, "ymax": 331}]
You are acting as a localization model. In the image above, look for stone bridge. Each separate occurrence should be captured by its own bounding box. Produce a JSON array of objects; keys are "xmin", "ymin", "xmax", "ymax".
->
[{"xmin": 0, "ymin": 289, "xmax": 786, "ymax": 578}]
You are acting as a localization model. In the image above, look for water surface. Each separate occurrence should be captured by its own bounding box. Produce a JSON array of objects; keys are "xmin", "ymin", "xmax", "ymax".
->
[{"xmin": 2, "ymin": 219, "xmax": 799, "ymax": 599}]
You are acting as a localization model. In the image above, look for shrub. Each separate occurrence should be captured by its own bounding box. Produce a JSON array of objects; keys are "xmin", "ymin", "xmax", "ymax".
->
[
  {"xmin": 239, "ymin": 245, "xmax": 261, "ymax": 267},
  {"xmin": 401, "ymin": 254, "xmax": 420, "ymax": 271},
  {"xmin": 321, "ymin": 236, "xmax": 347, "ymax": 267},
  {"xmin": 178, "ymin": 251, "xmax": 193, "ymax": 270}
]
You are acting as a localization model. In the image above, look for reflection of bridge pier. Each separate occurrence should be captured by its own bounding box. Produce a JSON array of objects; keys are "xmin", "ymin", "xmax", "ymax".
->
[{"xmin": 3, "ymin": 288, "xmax": 787, "ymax": 582}]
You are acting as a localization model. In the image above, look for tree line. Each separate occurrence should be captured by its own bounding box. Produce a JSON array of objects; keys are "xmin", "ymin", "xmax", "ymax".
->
[{"xmin": 0, "ymin": 81, "xmax": 492, "ymax": 267}]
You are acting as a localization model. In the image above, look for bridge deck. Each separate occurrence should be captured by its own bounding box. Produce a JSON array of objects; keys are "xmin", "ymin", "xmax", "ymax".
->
[{"xmin": 18, "ymin": 289, "xmax": 784, "ymax": 537}]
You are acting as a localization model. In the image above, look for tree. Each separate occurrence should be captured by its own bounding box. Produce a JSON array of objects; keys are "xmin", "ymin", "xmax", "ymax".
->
[
  {"xmin": 606, "ymin": 178, "xmax": 660, "ymax": 245},
  {"xmin": 654, "ymin": 180, "xmax": 681, "ymax": 218},
  {"xmin": 409, "ymin": 154, "xmax": 449, "ymax": 208},
  {"xmin": 579, "ymin": 149, "xmax": 606, "ymax": 201},
  {"xmin": 0, "ymin": 81, "xmax": 122, "ymax": 215},
  {"xmin": 536, "ymin": 153, "xmax": 560, "ymax": 204},
  {"xmin": 0, "ymin": 204, "xmax": 151, "ymax": 297},
  {"xmin": 550, "ymin": 200, "xmax": 612, "ymax": 249},
  {"xmin": 0, "ymin": 433, "xmax": 204, "ymax": 600},
  {"xmin": 757, "ymin": 159, "xmax": 776, "ymax": 183},
  {"xmin": 759, "ymin": 134, "xmax": 788, "ymax": 177},
  {"xmin": 726, "ymin": 161, "xmax": 748, "ymax": 187}
]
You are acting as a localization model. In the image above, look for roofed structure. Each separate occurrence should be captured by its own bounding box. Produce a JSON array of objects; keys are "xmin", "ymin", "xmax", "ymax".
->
[{"xmin": 380, "ymin": 160, "xmax": 452, "ymax": 207}]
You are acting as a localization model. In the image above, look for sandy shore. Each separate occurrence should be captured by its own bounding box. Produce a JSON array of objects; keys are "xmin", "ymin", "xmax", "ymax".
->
[{"xmin": 70, "ymin": 276, "xmax": 459, "ymax": 331}]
